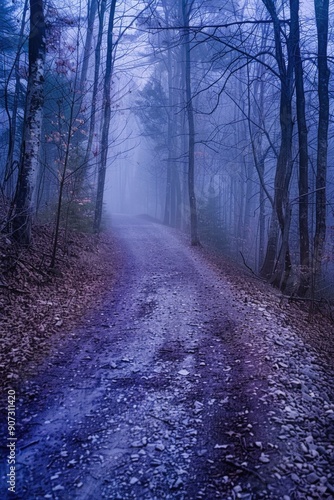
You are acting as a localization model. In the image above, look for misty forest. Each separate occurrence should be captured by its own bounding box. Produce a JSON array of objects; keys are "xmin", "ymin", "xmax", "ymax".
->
[{"xmin": 1, "ymin": 0, "xmax": 334, "ymax": 498}]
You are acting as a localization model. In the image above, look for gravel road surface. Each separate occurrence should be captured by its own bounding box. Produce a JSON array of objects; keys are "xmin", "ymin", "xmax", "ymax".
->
[{"xmin": 1, "ymin": 215, "xmax": 333, "ymax": 499}]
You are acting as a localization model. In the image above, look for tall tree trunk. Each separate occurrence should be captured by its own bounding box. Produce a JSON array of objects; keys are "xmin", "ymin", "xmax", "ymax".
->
[
  {"xmin": 290, "ymin": 0, "xmax": 310, "ymax": 295},
  {"xmin": 261, "ymin": 212, "xmax": 279, "ymax": 279},
  {"xmin": 12, "ymin": 0, "xmax": 46, "ymax": 245},
  {"xmin": 258, "ymin": 158, "xmax": 266, "ymax": 271},
  {"xmin": 163, "ymin": 162, "xmax": 171, "ymax": 224},
  {"xmin": 182, "ymin": 0, "xmax": 199, "ymax": 246},
  {"xmin": 162, "ymin": 0, "xmax": 173, "ymax": 226},
  {"xmin": 313, "ymin": 0, "xmax": 330, "ymax": 289},
  {"xmin": 50, "ymin": 90, "xmax": 77, "ymax": 268},
  {"xmin": 79, "ymin": 0, "xmax": 98, "ymax": 91},
  {"xmin": 83, "ymin": 0, "xmax": 107, "ymax": 172},
  {"xmin": 3, "ymin": 0, "xmax": 29, "ymax": 199},
  {"xmin": 260, "ymin": 0, "xmax": 294, "ymax": 287},
  {"xmin": 246, "ymin": 63, "xmax": 273, "ymax": 274},
  {"xmin": 93, "ymin": 0, "xmax": 117, "ymax": 232}
]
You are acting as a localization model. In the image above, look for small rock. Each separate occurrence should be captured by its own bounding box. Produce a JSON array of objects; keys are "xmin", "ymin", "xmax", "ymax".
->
[
  {"xmin": 151, "ymin": 459, "xmax": 162, "ymax": 466},
  {"xmin": 131, "ymin": 441, "xmax": 144, "ymax": 448},
  {"xmin": 178, "ymin": 369, "xmax": 189, "ymax": 376},
  {"xmin": 171, "ymin": 477, "xmax": 183, "ymax": 489},
  {"xmin": 129, "ymin": 477, "xmax": 139, "ymax": 485},
  {"xmin": 301, "ymin": 443, "xmax": 308, "ymax": 453},
  {"xmin": 52, "ymin": 485, "xmax": 65, "ymax": 491},
  {"xmin": 274, "ymin": 390, "xmax": 286, "ymax": 398},
  {"xmin": 233, "ymin": 485, "xmax": 242, "ymax": 493},
  {"xmin": 306, "ymin": 472, "xmax": 319, "ymax": 484},
  {"xmin": 291, "ymin": 473, "xmax": 300, "ymax": 483},
  {"xmin": 259, "ymin": 453, "xmax": 270, "ymax": 463}
]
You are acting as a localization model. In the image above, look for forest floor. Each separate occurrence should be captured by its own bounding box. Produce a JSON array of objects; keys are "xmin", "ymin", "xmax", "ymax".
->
[
  {"xmin": 0, "ymin": 224, "xmax": 120, "ymax": 382},
  {"xmin": 0, "ymin": 214, "xmax": 334, "ymax": 499}
]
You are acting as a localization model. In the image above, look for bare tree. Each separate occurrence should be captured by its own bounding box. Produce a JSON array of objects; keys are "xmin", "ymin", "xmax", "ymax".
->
[
  {"xmin": 2, "ymin": 0, "xmax": 29, "ymax": 199},
  {"xmin": 12, "ymin": 0, "xmax": 46, "ymax": 245},
  {"xmin": 260, "ymin": 0, "xmax": 294, "ymax": 290},
  {"xmin": 83, "ymin": 0, "xmax": 107, "ymax": 178},
  {"xmin": 313, "ymin": 0, "xmax": 330, "ymax": 289},
  {"xmin": 182, "ymin": 0, "xmax": 200, "ymax": 246},
  {"xmin": 93, "ymin": 0, "xmax": 117, "ymax": 232},
  {"xmin": 290, "ymin": 0, "xmax": 310, "ymax": 296}
]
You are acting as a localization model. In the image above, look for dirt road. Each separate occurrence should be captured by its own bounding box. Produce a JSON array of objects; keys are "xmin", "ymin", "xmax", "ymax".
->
[{"xmin": 1, "ymin": 215, "xmax": 333, "ymax": 499}]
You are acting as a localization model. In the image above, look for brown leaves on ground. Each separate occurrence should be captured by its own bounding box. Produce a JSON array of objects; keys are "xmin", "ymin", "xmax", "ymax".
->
[
  {"xmin": 201, "ymin": 247, "xmax": 334, "ymax": 371},
  {"xmin": 0, "ymin": 225, "xmax": 120, "ymax": 384}
]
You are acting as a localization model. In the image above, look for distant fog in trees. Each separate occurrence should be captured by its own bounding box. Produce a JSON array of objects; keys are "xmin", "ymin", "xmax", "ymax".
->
[{"xmin": 0, "ymin": 0, "xmax": 333, "ymax": 298}]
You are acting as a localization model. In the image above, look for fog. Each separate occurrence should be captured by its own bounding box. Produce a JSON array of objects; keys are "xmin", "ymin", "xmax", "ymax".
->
[{"xmin": 1, "ymin": 0, "xmax": 334, "ymax": 298}]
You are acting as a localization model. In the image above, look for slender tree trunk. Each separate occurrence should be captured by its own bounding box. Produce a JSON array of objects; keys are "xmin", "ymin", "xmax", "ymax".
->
[
  {"xmin": 174, "ymin": 164, "xmax": 182, "ymax": 227},
  {"xmin": 260, "ymin": 0, "xmax": 294, "ymax": 287},
  {"xmin": 93, "ymin": 0, "xmax": 117, "ymax": 232},
  {"xmin": 260, "ymin": 210, "xmax": 278, "ymax": 279},
  {"xmin": 50, "ymin": 92, "xmax": 77, "ymax": 268},
  {"xmin": 162, "ymin": 0, "xmax": 173, "ymax": 226},
  {"xmin": 12, "ymin": 0, "xmax": 46, "ymax": 245},
  {"xmin": 313, "ymin": 0, "xmax": 330, "ymax": 289},
  {"xmin": 3, "ymin": 0, "xmax": 29, "ymax": 198},
  {"xmin": 163, "ymin": 163, "xmax": 171, "ymax": 224},
  {"xmin": 83, "ymin": 0, "xmax": 107, "ymax": 172},
  {"xmin": 273, "ymin": 205, "xmax": 292, "ymax": 291},
  {"xmin": 246, "ymin": 63, "xmax": 273, "ymax": 274},
  {"xmin": 79, "ymin": 0, "xmax": 98, "ymax": 91},
  {"xmin": 182, "ymin": 0, "xmax": 199, "ymax": 245},
  {"xmin": 289, "ymin": 0, "xmax": 310, "ymax": 295},
  {"xmin": 258, "ymin": 158, "xmax": 266, "ymax": 271}
]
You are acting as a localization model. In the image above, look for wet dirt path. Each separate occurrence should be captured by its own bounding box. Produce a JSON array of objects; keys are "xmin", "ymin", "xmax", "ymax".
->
[{"xmin": 1, "ymin": 215, "xmax": 333, "ymax": 499}]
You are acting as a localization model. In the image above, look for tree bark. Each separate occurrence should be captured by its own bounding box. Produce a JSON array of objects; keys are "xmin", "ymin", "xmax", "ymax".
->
[
  {"xmin": 260, "ymin": 0, "xmax": 294, "ymax": 287},
  {"xmin": 83, "ymin": 0, "xmax": 107, "ymax": 173},
  {"xmin": 182, "ymin": 0, "xmax": 199, "ymax": 246},
  {"xmin": 12, "ymin": 0, "xmax": 46, "ymax": 245},
  {"xmin": 93, "ymin": 0, "xmax": 117, "ymax": 232},
  {"xmin": 313, "ymin": 0, "xmax": 330, "ymax": 289},
  {"xmin": 3, "ymin": 0, "xmax": 29, "ymax": 199},
  {"xmin": 290, "ymin": 0, "xmax": 310, "ymax": 295},
  {"xmin": 79, "ymin": 0, "xmax": 98, "ymax": 92}
]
